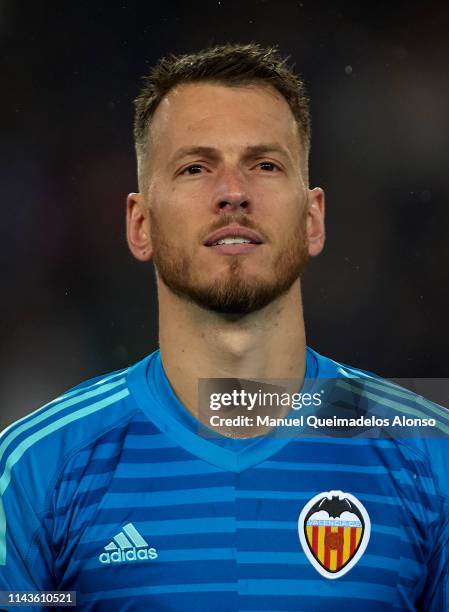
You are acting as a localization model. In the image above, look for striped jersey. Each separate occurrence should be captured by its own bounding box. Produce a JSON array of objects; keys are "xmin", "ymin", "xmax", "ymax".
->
[{"xmin": 1, "ymin": 347, "xmax": 449, "ymax": 611}]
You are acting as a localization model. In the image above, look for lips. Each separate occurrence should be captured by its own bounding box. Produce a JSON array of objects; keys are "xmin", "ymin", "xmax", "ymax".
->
[{"xmin": 204, "ymin": 226, "xmax": 263, "ymax": 247}]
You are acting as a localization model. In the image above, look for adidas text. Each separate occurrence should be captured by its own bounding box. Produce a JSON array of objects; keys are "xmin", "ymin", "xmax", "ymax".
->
[{"xmin": 99, "ymin": 547, "xmax": 158, "ymax": 564}]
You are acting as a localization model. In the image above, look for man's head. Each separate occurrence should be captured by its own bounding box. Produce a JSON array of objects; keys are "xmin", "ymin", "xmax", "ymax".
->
[
  {"xmin": 127, "ymin": 43, "xmax": 325, "ymax": 316},
  {"xmin": 134, "ymin": 43, "xmax": 311, "ymax": 189}
]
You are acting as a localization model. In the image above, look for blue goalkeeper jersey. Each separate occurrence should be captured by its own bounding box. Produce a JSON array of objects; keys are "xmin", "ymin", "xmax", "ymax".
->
[{"xmin": 1, "ymin": 347, "xmax": 449, "ymax": 611}]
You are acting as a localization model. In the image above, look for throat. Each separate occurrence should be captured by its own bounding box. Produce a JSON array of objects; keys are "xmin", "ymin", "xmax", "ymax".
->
[{"xmin": 158, "ymin": 280, "xmax": 307, "ymax": 417}]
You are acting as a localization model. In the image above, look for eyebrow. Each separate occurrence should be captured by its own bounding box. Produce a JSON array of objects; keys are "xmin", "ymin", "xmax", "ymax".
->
[
  {"xmin": 170, "ymin": 143, "xmax": 293, "ymax": 166},
  {"xmin": 171, "ymin": 146, "xmax": 220, "ymax": 165},
  {"xmin": 243, "ymin": 144, "xmax": 292, "ymax": 163}
]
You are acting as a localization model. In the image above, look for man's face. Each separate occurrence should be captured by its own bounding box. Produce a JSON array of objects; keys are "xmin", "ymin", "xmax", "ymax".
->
[{"xmin": 133, "ymin": 82, "xmax": 323, "ymax": 315}]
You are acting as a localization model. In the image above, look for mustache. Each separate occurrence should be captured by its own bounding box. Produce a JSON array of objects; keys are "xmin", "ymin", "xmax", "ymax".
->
[{"xmin": 200, "ymin": 213, "xmax": 268, "ymax": 243}]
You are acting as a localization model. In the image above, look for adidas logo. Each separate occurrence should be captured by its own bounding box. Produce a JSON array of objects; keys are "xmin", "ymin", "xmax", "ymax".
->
[{"xmin": 99, "ymin": 522, "xmax": 158, "ymax": 564}]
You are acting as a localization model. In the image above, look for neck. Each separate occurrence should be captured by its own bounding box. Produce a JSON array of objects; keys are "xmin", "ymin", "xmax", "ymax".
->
[{"xmin": 158, "ymin": 279, "xmax": 307, "ymax": 422}]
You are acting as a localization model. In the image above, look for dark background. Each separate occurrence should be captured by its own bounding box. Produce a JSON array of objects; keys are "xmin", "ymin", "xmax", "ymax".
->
[{"xmin": 1, "ymin": 0, "xmax": 448, "ymax": 429}]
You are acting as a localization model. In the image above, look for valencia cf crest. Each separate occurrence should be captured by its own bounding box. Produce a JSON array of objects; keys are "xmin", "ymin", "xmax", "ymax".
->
[{"xmin": 298, "ymin": 490, "xmax": 370, "ymax": 579}]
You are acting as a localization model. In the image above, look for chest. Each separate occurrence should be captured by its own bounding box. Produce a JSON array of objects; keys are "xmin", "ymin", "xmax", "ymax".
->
[{"xmin": 54, "ymin": 442, "xmax": 433, "ymax": 610}]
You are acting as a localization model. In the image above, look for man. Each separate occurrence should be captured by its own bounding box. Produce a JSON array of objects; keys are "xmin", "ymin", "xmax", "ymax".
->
[{"xmin": 0, "ymin": 43, "xmax": 448, "ymax": 611}]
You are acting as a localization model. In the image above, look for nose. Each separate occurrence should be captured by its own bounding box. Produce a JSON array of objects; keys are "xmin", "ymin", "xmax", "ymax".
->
[{"xmin": 212, "ymin": 166, "xmax": 251, "ymax": 213}]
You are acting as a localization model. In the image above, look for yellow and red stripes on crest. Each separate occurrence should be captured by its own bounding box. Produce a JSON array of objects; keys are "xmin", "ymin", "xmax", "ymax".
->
[{"xmin": 305, "ymin": 524, "xmax": 362, "ymax": 571}]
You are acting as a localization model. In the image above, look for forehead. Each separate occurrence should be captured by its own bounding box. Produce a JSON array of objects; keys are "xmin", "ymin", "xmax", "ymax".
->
[{"xmin": 148, "ymin": 82, "xmax": 301, "ymax": 159}]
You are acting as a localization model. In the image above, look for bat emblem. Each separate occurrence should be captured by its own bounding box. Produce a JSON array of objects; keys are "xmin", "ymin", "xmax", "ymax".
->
[{"xmin": 298, "ymin": 490, "xmax": 371, "ymax": 579}]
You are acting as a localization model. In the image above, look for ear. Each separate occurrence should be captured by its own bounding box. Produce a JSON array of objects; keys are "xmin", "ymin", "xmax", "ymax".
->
[
  {"xmin": 126, "ymin": 192, "xmax": 153, "ymax": 262},
  {"xmin": 306, "ymin": 187, "xmax": 325, "ymax": 257}
]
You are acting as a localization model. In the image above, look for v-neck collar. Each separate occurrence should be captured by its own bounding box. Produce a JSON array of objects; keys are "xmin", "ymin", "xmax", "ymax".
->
[{"xmin": 127, "ymin": 347, "xmax": 321, "ymax": 473}]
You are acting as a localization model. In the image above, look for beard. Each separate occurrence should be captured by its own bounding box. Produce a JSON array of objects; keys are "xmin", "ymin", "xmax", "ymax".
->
[{"xmin": 150, "ymin": 210, "xmax": 309, "ymax": 316}]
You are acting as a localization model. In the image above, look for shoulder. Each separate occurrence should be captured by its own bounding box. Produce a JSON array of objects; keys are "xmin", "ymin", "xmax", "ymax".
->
[
  {"xmin": 0, "ymin": 364, "xmax": 140, "ymax": 514},
  {"xmin": 308, "ymin": 347, "xmax": 449, "ymax": 499},
  {"xmin": 308, "ymin": 347, "xmax": 449, "ymax": 423}
]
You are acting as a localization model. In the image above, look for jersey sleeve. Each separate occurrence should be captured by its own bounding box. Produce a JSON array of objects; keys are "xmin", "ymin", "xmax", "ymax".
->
[
  {"xmin": 0, "ymin": 439, "xmax": 56, "ymax": 611},
  {"xmin": 418, "ymin": 499, "xmax": 449, "ymax": 610},
  {"xmin": 0, "ymin": 367, "xmax": 132, "ymax": 611},
  {"xmin": 417, "ymin": 438, "xmax": 449, "ymax": 610}
]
